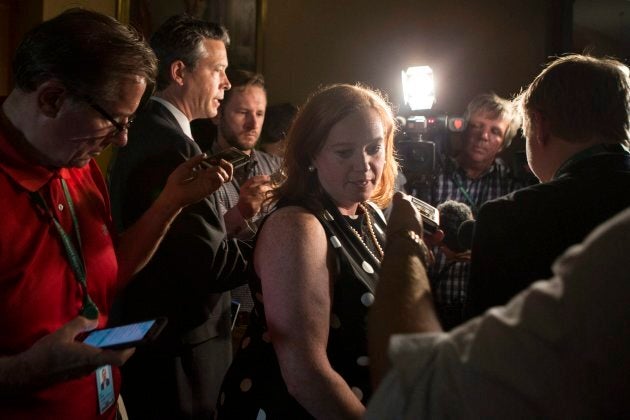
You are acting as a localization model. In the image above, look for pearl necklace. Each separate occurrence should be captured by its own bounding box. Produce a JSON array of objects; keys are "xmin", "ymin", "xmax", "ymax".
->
[{"xmin": 346, "ymin": 203, "xmax": 384, "ymax": 262}]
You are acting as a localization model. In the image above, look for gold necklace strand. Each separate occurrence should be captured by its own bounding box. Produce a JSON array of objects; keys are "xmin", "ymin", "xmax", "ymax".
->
[
  {"xmin": 346, "ymin": 223, "xmax": 380, "ymax": 263},
  {"xmin": 346, "ymin": 203, "xmax": 384, "ymax": 262},
  {"xmin": 359, "ymin": 203, "xmax": 384, "ymax": 260}
]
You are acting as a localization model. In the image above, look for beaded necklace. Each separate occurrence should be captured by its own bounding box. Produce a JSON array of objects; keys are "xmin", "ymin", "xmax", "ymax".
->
[{"xmin": 346, "ymin": 203, "xmax": 384, "ymax": 262}]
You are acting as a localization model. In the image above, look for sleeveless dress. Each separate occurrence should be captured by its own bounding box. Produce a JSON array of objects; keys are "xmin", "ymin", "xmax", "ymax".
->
[{"xmin": 216, "ymin": 198, "xmax": 387, "ymax": 419}]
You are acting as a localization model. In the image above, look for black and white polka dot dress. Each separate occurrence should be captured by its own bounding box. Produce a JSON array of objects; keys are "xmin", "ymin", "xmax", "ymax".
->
[{"xmin": 216, "ymin": 200, "xmax": 386, "ymax": 419}]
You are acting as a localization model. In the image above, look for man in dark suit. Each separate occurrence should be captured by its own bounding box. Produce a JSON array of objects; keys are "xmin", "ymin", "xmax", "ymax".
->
[
  {"xmin": 108, "ymin": 15, "xmax": 250, "ymax": 419},
  {"xmin": 464, "ymin": 54, "xmax": 630, "ymax": 320}
]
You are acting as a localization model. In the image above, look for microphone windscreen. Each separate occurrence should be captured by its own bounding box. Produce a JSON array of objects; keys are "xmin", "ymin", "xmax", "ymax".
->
[
  {"xmin": 437, "ymin": 200, "xmax": 473, "ymax": 252},
  {"xmin": 457, "ymin": 219, "xmax": 475, "ymax": 251}
]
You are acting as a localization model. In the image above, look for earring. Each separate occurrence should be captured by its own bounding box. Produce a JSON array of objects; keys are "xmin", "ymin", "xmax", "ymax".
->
[{"xmin": 308, "ymin": 165, "xmax": 316, "ymax": 172}]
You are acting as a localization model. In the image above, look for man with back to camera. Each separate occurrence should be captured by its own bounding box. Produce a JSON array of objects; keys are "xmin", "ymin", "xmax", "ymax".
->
[
  {"xmin": 107, "ymin": 14, "xmax": 251, "ymax": 419},
  {"xmin": 0, "ymin": 9, "xmax": 232, "ymax": 419},
  {"xmin": 211, "ymin": 69, "xmax": 282, "ymax": 338},
  {"xmin": 417, "ymin": 93, "xmax": 528, "ymax": 329},
  {"xmin": 464, "ymin": 54, "xmax": 630, "ymax": 320}
]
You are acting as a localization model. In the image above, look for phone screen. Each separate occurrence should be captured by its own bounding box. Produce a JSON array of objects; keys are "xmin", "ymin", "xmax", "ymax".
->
[{"xmin": 82, "ymin": 320, "xmax": 157, "ymax": 349}]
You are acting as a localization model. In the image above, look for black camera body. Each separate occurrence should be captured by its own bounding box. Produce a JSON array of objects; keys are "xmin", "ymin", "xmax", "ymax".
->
[{"xmin": 396, "ymin": 111, "xmax": 466, "ymax": 189}]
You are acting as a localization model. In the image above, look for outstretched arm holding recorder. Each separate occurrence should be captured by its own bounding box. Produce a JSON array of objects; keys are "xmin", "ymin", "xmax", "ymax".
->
[{"xmin": 369, "ymin": 192, "xmax": 443, "ymax": 388}]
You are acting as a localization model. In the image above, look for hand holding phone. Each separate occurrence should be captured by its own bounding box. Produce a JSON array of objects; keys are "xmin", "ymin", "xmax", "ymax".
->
[
  {"xmin": 204, "ymin": 147, "xmax": 251, "ymax": 170},
  {"xmin": 80, "ymin": 318, "xmax": 167, "ymax": 350}
]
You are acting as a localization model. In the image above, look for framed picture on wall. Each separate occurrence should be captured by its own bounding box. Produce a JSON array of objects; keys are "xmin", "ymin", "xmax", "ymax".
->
[{"xmin": 117, "ymin": 0, "xmax": 265, "ymax": 72}]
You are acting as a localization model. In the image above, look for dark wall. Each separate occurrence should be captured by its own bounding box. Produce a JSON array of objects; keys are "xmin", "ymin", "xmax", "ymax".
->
[{"xmin": 260, "ymin": 0, "xmax": 551, "ymax": 114}]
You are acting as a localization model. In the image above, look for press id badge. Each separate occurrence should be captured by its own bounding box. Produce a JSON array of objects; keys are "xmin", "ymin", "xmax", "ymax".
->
[{"xmin": 95, "ymin": 365, "xmax": 115, "ymax": 414}]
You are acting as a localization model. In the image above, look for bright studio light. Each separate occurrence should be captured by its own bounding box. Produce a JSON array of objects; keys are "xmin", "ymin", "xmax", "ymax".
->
[{"xmin": 401, "ymin": 66, "xmax": 436, "ymax": 111}]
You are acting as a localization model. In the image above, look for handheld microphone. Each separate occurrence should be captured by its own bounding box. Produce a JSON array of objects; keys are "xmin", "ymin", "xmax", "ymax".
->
[
  {"xmin": 436, "ymin": 200, "xmax": 474, "ymax": 252},
  {"xmin": 457, "ymin": 219, "xmax": 475, "ymax": 251}
]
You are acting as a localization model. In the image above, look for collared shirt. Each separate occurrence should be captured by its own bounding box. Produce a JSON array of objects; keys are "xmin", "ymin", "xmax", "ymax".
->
[
  {"xmin": 419, "ymin": 158, "xmax": 528, "ymax": 329},
  {"xmin": 0, "ymin": 122, "xmax": 120, "ymax": 419},
  {"xmin": 366, "ymin": 207, "xmax": 630, "ymax": 419},
  {"xmin": 150, "ymin": 96, "xmax": 194, "ymax": 139}
]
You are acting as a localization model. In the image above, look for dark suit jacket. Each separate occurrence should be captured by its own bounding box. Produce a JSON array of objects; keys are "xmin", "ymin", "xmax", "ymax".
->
[
  {"xmin": 108, "ymin": 99, "xmax": 250, "ymax": 419},
  {"xmin": 464, "ymin": 147, "xmax": 630, "ymax": 321}
]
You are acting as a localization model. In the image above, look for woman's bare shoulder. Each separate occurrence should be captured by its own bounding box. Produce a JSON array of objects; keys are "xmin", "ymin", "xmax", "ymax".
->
[
  {"xmin": 257, "ymin": 206, "xmax": 325, "ymax": 257},
  {"xmin": 264, "ymin": 206, "xmax": 322, "ymax": 233},
  {"xmin": 254, "ymin": 206, "xmax": 327, "ymax": 278}
]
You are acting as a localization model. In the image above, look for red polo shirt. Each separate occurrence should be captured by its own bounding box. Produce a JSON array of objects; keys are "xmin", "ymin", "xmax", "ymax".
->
[{"xmin": 0, "ymin": 123, "xmax": 121, "ymax": 419}]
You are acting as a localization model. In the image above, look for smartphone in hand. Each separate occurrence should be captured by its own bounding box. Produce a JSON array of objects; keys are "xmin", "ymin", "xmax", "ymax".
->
[
  {"xmin": 204, "ymin": 147, "xmax": 251, "ymax": 170},
  {"xmin": 80, "ymin": 318, "xmax": 168, "ymax": 350}
]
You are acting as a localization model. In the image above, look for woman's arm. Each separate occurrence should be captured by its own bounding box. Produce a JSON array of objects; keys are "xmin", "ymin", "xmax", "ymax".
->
[{"xmin": 255, "ymin": 207, "xmax": 364, "ymax": 419}]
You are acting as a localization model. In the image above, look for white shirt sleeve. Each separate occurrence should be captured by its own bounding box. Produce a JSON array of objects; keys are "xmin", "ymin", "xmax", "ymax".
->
[{"xmin": 367, "ymin": 208, "xmax": 630, "ymax": 419}]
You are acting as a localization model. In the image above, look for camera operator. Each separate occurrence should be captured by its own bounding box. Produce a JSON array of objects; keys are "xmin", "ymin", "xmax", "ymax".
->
[
  {"xmin": 415, "ymin": 93, "xmax": 528, "ymax": 329},
  {"xmin": 418, "ymin": 92, "xmax": 525, "ymax": 212}
]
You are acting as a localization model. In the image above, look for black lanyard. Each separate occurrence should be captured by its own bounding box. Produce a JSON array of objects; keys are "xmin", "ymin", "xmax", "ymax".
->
[{"xmin": 32, "ymin": 179, "xmax": 99, "ymax": 319}]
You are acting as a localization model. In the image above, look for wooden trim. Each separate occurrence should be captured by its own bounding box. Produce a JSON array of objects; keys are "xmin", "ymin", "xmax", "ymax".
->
[
  {"xmin": 116, "ymin": 0, "xmax": 130, "ymax": 24},
  {"xmin": 255, "ymin": 0, "xmax": 266, "ymax": 74}
]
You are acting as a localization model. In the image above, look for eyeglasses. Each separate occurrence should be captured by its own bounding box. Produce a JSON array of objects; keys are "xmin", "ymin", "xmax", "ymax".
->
[{"xmin": 84, "ymin": 98, "xmax": 134, "ymax": 136}]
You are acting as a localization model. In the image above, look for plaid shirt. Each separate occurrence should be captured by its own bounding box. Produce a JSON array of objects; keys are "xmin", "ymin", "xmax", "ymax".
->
[
  {"xmin": 423, "ymin": 157, "xmax": 526, "ymax": 216},
  {"xmin": 417, "ymin": 157, "xmax": 529, "ymax": 328},
  {"xmin": 212, "ymin": 145, "xmax": 282, "ymax": 312}
]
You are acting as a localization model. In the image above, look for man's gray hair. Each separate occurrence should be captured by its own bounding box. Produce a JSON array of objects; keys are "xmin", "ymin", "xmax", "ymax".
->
[{"xmin": 464, "ymin": 92, "xmax": 521, "ymax": 149}]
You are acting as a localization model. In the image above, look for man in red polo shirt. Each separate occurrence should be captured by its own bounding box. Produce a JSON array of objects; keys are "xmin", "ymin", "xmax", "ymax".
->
[{"xmin": 0, "ymin": 9, "xmax": 232, "ymax": 419}]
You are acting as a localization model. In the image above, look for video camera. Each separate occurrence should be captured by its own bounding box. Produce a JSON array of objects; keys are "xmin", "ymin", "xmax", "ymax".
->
[
  {"xmin": 396, "ymin": 110, "xmax": 466, "ymax": 189},
  {"xmin": 396, "ymin": 66, "xmax": 467, "ymax": 191}
]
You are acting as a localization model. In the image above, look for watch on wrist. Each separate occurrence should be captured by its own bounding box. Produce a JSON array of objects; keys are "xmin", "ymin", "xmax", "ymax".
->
[{"xmin": 387, "ymin": 229, "xmax": 431, "ymax": 268}]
